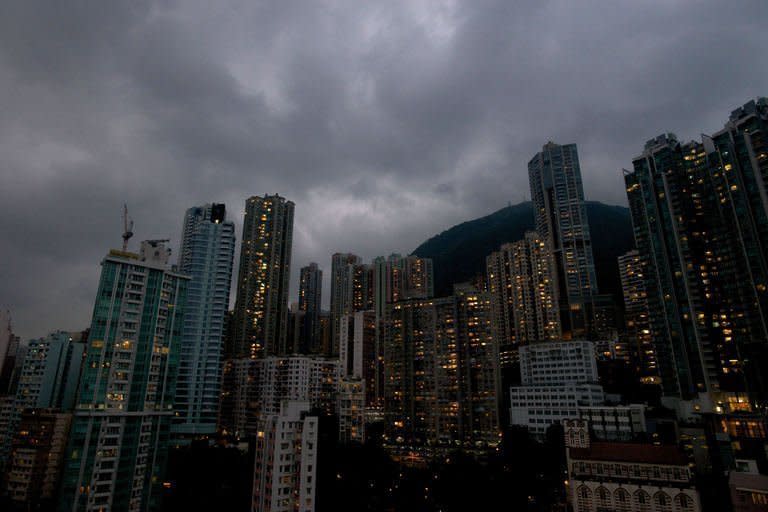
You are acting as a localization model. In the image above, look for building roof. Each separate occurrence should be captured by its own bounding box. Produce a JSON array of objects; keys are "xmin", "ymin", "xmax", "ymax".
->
[
  {"xmin": 729, "ymin": 472, "xmax": 768, "ymax": 492},
  {"xmin": 569, "ymin": 442, "xmax": 688, "ymax": 466}
]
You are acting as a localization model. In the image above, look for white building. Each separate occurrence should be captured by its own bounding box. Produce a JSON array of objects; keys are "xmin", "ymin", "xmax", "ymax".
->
[
  {"xmin": 509, "ymin": 384, "xmax": 604, "ymax": 437},
  {"xmin": 510, "ymin": 341, "xmax": 604, "ymax": 437},
  {"xmin": 252, "ymin": 401, "xmax": 318, "ymax": 512},
  {"xmin": 519, "ymin": 340, "xmax": 598, "ymax": 386}
]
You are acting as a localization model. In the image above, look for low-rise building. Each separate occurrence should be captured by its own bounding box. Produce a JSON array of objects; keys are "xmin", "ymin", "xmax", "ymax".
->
[
  {"xmin": 730, "ymin": 467, "xmax": 768, "ymax": 512},
  {"xmin": 509, "ymin": 384, "xmax": 604, "ymax": 437},
  {"xmin": 577, "ymin": 404, "xmax": 646, "ymax": 441},
  {"xmin": 565, "ymin": 419, "xmax": 700, "ymax": 512}
]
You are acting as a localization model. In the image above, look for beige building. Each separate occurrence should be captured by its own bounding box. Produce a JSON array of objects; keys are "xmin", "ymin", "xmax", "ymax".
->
[{"xmin": 565, "ymin": 419, "xmax": 700, "ymax": 512}]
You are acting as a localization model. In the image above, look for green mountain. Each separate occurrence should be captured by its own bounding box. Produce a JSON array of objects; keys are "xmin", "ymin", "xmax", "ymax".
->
[{"xmin": 412, "ymin": 201, "xmax": 635, "ymax": 301}]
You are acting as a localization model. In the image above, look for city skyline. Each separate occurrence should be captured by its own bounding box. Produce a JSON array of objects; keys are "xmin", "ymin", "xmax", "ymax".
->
[{"xmin": 2, "ymin": 1, "xmax": 768, "ymax": 341}]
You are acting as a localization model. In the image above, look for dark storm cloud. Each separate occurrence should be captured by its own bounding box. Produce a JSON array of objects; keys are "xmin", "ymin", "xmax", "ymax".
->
[{"xmin": 2, "ymin": 0, "xmax": 767, "ymax": 339}]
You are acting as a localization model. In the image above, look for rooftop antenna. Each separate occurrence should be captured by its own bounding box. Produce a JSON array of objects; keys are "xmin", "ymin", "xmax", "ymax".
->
[{"xmin": 122, "ymin": 204, "xmax": 134, "ymax": 251}]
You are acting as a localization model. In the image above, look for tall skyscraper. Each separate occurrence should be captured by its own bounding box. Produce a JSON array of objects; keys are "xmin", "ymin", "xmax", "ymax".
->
[
  {"xmin": 0, "ymin": 310, "xmax": 12, "ymax": 383},
  {"xmin": 329, "ymin": 253, "xmax": 362, "ymax": 356},
  {"xmin": 173, "ymin": 203, "xmax": 235, "ymax": 437},
  {"xmin": 16, "ymin": 331, "xmax": 85, "ymax": 410},
  {"xmin": 383, "ymin": 285, "xmax": 499, "ymax": 449},
  {"xmin": 0, "ymin": 330, "xmax": 85, "ymax": 474},
  {"xmin": 625, "ymin": 126, "xmax": 768, "ymax": 403},
  {"xmin": 528, "ymin": 142, "xmax": 599, "ymax": 339},
  {"xmin": 233, "ymin": 195, "xmax": 295, "ymax": 358},
  {"xmin": 338, "ymin": 310, "xmax": 381, "ymax": 416},
  {"xmin": 706, "ymin": 98, "xmax": 768, "ymax": 402},
  {"xmin": 402, "ymin": 255, "xmax": 434, "ymax": 300},
  {"xmin": 486, "ymin": 232, "xmax": 561, "ymax": 369},
  {"xmin": 59, "ymin": 241, "xmax": 188, "ymax": 512},
  {"xmin": 618, "ymin": 250, "xmax": 658, "ymax": 383},
  {"xmin": 298, "ymin": 263, "xmax": 322, "ymax": 354}
]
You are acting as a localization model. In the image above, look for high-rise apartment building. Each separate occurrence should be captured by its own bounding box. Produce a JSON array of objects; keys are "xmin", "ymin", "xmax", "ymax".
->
[
  {"xmin": 59, "ymin": 241, "xmax": 188, "ymax": 512},
  {"xmin": 383, "ymin": 286, "xmax": 499, "ymax": 448},
  {"xmin": 0, "ymin": 310, "xmax": 12, "ymax": 385},
  {"xmin": 173, "ymin": 203, "xmax": 235, "ymax": 437},
  {"xmin": 298, "ymin": 263, "xmax": 322, "ymax": 354},
  {"xmin": 329, "ymin": 253, "xmax": 362, "ymax": 357},
  {"xmin": 252, "ymin": 401, "xmax": 318, "ymax": 512},
  {"xmin": 618, "ymin": 250, "xmax": 658, "ymax": 383},
  {"xmin": 486, "ymin": 232, "xmax": 561, "ymax": 368},
  {"xmin": 221, "ymin": 355, "xmax": 338, "ymax": 439},
  {"xmin": 529, "ymin": 142, "xmax": 599, "ymax": 339},
  {"xmin": 402, "ymin": 255, "xmax": 434, "ymax": 300},
  {"xmin": 707, "ymin": 98, "xmax": 768, "ymax": 402},
  {"xmin": 0, "ymin": 330, "xmax": 85, "ymax": 473},
  {"xmin": 233, "ymin": 195, "xmax": 294, "ymax": 358},
  {"xmin": 625, "ymin": 126, "xmax": 768, "ymax": 402},
  {"xmin": 16, "ymin": 331, "xmax": 85, "ymax": 410},
  {"xmin": 339, "ymin": 311, "xmax": 381, "ymax": 417},
  {"xmin": 4, "ymin": 409, "xmax": 72, "ymax": 508}
]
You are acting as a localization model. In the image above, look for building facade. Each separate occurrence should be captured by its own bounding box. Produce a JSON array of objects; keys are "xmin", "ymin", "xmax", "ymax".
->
[
  {"xmin": 486, "ymin": 232, "xmax": 561, "ymax": 369},
  {"xmin": 565, "ymin": 419, "xmax": 700, "ymax": 512},
  {"xmin": 329, "ymin": 253, "xmax": 362, "ymax": 357},
  {"xmin": 528, "ymin": 142, "xmax": 599, "ymax": 339},
  {"xmin": 173, "ymin": 203, "xmax": 235, "ymax": 437},
  {"xmin": 625, "ymin": 123, "xmax": 768, "ymax": 403},
  {"xmin": 4, "ymin": 409, "xmax": 72, "ymax": 507},
  {"xmin": 58, "ymin": 242, "xmax": 188, "ymax": 512},
  {"xmin": 16, "ymin": 331, "xmax": 85, "ymax": 410},
  {"xmin": 338, "ymin": 310, "xmax": 381, "ymax": 416},
  {"xmin": 252, "ymin": 401, "xmax": 318, "ymax": 512},
  {"xmin": 618, "ymin": 250, "xmax": 658, "ymax": 383},
  {"xmin": 383, "ymin": 287, "xmax": 499, "ymax": 449},
  {"xmin": 298, "ymin": 263, "xmax": 322, "ymax": 354},
  {"xmin": 232, "ymin": 195, "xmax": 294, "ymax": 359},
  {"xmin": 222, "ymin": 355, "xmax": 338, "ymax": 439},
  {"xmin": 509, "ymin": 341, "xmax": 604, "ymax": 436}
]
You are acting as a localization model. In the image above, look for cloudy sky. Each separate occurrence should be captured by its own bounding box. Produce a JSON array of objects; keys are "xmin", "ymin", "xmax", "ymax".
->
[{"xmin": 2, "ymin": 0, "xmax": 767, "ymax": 340}]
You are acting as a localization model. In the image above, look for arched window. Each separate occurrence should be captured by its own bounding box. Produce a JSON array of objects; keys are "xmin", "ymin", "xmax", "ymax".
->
[
  {"xmin": 614, "ymin": 488, "xmax": 631, "ymax": 512},
  {"xmin": 576, "ymin": 485, "xmax": 593, "ymax": 512},
  {"xmin": 596, "ymin": 486, "xmax": 611, "ymax": 512},
  {"xmin": 634, "ymin": 489, "xmax": 651, "ymax": 512},
  {"xmin": 674, "ymin": 493, "xmax": 695, "ymax": 512},
  {"xmin": 654, "ymin": 491, "xmax": 672, "ymax": 512}
]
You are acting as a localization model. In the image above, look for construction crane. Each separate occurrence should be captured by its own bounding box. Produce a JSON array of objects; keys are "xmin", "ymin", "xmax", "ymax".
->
[{"xmin": 122, "ymin": 204, "xmax": 134, "ymax": 251}]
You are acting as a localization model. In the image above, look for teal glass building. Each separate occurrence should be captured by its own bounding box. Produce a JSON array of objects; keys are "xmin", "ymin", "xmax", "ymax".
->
[{"xmin": 59, "ymin": 243, "xmax": 188, "ymax": 511}]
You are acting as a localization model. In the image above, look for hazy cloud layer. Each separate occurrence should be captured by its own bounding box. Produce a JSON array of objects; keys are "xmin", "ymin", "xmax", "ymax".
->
[{"xmin": 2, "ymin": 0, "xmax": 767, "ymax": 339}]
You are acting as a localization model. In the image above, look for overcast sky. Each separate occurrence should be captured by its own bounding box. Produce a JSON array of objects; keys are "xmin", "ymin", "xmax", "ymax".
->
[{"xmin": 2, "ymin": 0, "xmax": 767, "ymax": 341}]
